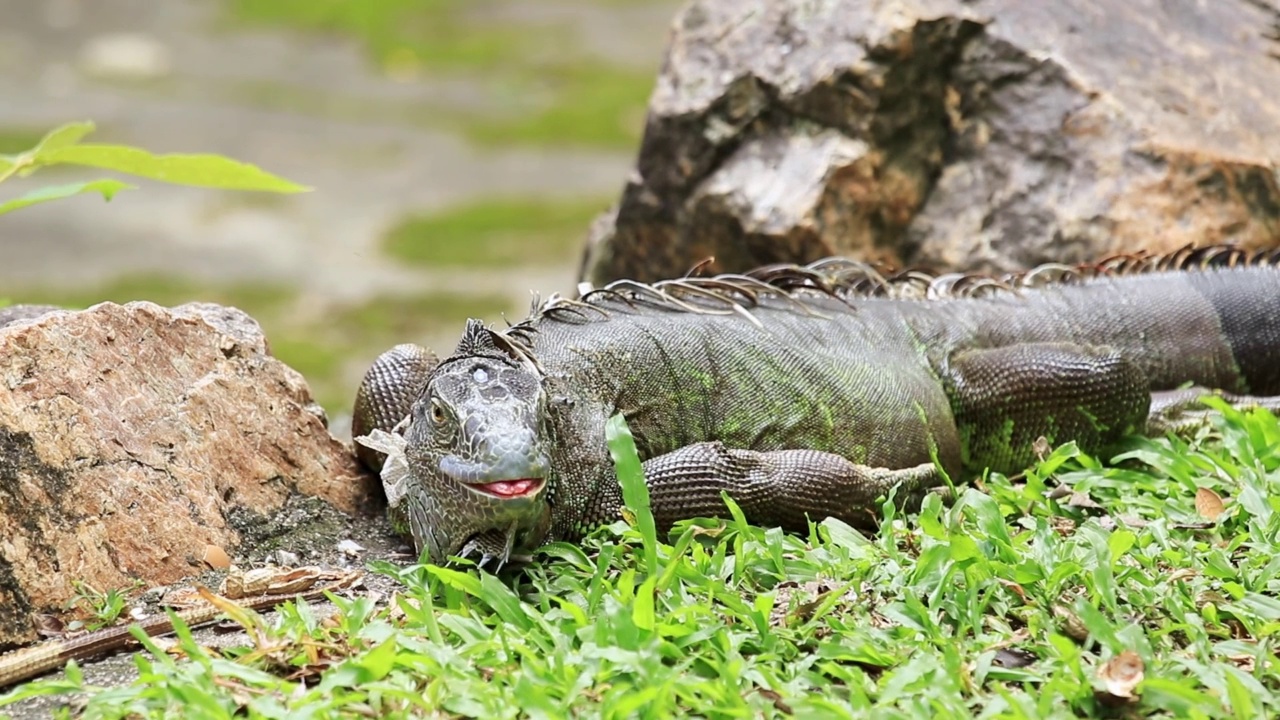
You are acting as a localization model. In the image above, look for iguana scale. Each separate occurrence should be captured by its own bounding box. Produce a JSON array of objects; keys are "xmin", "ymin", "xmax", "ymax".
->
[{"xmin": 352, "ymin": 246, "xmax": 1280, "ymax": 565}]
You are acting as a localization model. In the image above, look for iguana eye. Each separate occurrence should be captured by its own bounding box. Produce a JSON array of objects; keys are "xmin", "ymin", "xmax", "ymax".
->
[{"xmin": 430, "ymin": 398, "xmax": 448, "ymax": 426}]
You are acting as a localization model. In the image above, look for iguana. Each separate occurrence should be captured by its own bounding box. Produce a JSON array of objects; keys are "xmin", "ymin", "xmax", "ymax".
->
[{"xmin": 352, "ymin": 246, "xmax": 1280, "ymax": 566}]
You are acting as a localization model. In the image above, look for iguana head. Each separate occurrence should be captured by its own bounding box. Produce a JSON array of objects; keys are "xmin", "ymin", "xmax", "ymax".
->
[{"xmin": 400, "ymin": 319, "xmax": 553, "ymax": 565}]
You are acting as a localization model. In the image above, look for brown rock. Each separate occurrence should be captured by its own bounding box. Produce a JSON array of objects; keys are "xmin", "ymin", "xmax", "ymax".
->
[
  {"xmin": 0, "ymin": 302, "xmax": 377, "ymax": 647},
  {"xmin": 581, "ymin": 0, "xmax": 1280, "ymax": 283}
]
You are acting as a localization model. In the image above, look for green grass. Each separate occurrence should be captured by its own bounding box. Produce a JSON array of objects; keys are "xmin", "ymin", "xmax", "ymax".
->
[
  {"xmin": 5, "ymin": 405, "xmax": 1280, "ymax": 717},
  {"xmin": 222, "ymin": 0, "xmax": 656, "ymax": 149},
  {"xmin": 383, "ymin": 196, "xmax": 610, "ymax": 268},
  {"xmin": 8, "ymin": 276, "xmax": 511, "ymax": 413}
]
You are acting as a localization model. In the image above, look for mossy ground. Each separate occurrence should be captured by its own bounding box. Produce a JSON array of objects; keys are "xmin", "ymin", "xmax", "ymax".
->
[
  {"xmin": 223, "ymin": 0, "xmax": 656, "ymax": 150},
  {"xmin": 382, "ymin": 196, "xmax": 611, "ymax": 268}
]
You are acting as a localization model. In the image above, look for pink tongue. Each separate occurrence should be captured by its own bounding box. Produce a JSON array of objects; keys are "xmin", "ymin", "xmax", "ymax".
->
[{"xmin": 480, "ymin": 479, "xmax": 538, "ymax": 497}]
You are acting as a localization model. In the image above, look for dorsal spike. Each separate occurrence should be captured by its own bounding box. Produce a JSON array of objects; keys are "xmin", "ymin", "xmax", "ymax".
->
[{"xmin": 452, "ymin": 319, "xmax": 498, "ymax": 357}]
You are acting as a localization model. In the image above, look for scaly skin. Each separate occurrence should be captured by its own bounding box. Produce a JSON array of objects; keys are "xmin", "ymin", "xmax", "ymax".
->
[{"xmin": 353, "ymin": 247, "xmax": 1280, "ymax": 565}]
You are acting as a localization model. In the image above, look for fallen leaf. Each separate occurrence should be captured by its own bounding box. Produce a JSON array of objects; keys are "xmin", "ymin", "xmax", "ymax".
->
[
  {"xmin": 221, "ymin": 565, "xmax": 336, "ymax": 598},
  {"xmin": 1197, "ymin": 590, "xmax": 1227, "ymax": 608},
  {"xmin": 1225, "ymin": 653, "xmax": 1256, "ymax": 672},
  {"xmin": 749, "ymin": 687, "xmax": 793, "ymax": 715},
  {"xmin": 998, "ymin": 578, "xmax": 1029, "ymax": 602},
  {"xmin": 1095, "ymin": 650, "xmax": 1144, "ymax": 704},
  {"xmin": 1116, "ymin": 514, "xmax": 1149, "ymax": 529},
  {"xmin": 1195, "ymin": 487, "xmax": 1225, "ymax": 521},
  {"xmin": 1054, "ymin": 605, "xmax": 1089, "ymax": 642},
  {"xmin": 33, "ymin": 613, "xmax": 66, "ymax": 639},
  {"xmin": 1171, "ymin": 520, "xmax": 1215, "ymax": 530},
  {"xmin": 1032, "ymin": 436, "xmax": 1051, "ymax": 461},
  {"xmin": 1067, "ymin": 492, "xmax": 1103, "ymax": 509},
  {"xmin": 202, "ymin": 545, "xmax": 232, "ymax": 570},
  {"xmin": 1051, "ymin": 517, "xmax": 1077, "ymax": 536},
  {"xmin": 993, "ymin": 647, "xmax": 1037, "ymax": 668},
  {"xmin": 336, "ymin": 539, "xmax": 365, "ymax": 557}
]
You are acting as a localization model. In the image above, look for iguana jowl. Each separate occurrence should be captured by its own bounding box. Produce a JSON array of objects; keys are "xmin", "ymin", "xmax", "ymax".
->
[{"xmin": 353, "ymin": 247, "xmax": 1280, "ymax": 565}]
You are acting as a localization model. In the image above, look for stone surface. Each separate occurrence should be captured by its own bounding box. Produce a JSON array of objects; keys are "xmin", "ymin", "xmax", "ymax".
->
[
  {"xmin": 0, "ymin": 302, "xmax": 378, "ymax": 647},
  {"xmin": 581, "ymin": 0, "xmax": 1280, "ymax": 283}
]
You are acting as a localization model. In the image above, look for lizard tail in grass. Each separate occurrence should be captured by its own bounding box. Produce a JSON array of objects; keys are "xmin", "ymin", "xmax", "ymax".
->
[{"xmin": 352, "ymin": 245, "xmax": 1280, "ymax": 565}]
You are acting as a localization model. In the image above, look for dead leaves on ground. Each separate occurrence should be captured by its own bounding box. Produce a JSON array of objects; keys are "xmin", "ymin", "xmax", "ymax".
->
[
  {"xmin": 1193, "ymin": 486, "xmax": 1225, "ymax": 521},
  {"xmin": 1095, "ymin": 650, "xmax": 1145, "ymax": 705}
]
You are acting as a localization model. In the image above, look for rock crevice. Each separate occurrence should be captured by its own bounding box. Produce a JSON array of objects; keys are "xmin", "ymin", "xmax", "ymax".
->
[{"xmin": 583, "ymin": 0, "xmax": 1280, "ymax": 282}]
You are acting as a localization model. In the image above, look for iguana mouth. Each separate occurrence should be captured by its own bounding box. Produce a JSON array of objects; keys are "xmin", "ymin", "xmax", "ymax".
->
[{"xmin": 468, "ymin": 478, "xmax": 545, "ymax": 499}]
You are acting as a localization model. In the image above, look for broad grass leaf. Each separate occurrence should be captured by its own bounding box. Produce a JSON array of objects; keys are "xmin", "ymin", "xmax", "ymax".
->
[{"xmin": 606, "ymin": 413, "xmax": 657, "ymax": 575}]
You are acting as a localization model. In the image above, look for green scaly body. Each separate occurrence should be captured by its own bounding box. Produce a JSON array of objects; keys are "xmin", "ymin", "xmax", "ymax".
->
[{"xmin": 353, "ymin": 247, "xmax": 1280, "ymax": 563}]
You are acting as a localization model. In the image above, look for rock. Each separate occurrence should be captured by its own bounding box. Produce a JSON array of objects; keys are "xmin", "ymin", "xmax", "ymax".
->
[
  {"xmin": 0, "ymin": 302, "xmax": 378, "ymax": 647},
  {"xmin": 581, "ymin": 0, "xmax": 1280, "ymax": 283}
]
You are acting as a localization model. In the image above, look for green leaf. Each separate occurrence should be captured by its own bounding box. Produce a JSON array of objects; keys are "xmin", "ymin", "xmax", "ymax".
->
[
  {"xmin": 1107, "ymin": 529, "xmax": 1136, "ymax": 566},
  {"xmin": 949, "ymin": 532, "xmax": 982, "ymax": 562},
  {"xmin": 425, "ymin": 565, "xmax": 484, "ymax": 596},
  {"xmin": 30, "ymin": 121, "xmax": 96, "ymax": 156},
  {"xmin": 820, "ymin": 517, "xmax": 870, "ymax": 550},
  {"xmin": 0, "ymin": 179, "xmax": 134, "ymax": 216},
  {"xmin": 606, "ymin": 413, "xmax": 658, "ymax": 575},
  {"xmin": 355, "ymin": 636, "xmax": 398, "ymax": 682},
  {"xmin": 38, "ymin": 144, "xmax": 311, "ymax": 193},
  {"xmin": 478, "ymin": 573, "xmax": 533, "ymax": 631},
  {"xmin": 632, "ymin": 576, "xmax": 656, "ymax": 631}
]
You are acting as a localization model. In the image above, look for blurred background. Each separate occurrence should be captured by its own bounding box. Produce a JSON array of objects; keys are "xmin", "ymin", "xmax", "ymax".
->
[{"xmin": 0, "ymin": 0, "xmax": 681, "ymax": 418}]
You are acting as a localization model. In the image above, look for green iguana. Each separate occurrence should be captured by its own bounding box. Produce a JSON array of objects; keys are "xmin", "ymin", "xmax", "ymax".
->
[{"xmin": 352, "ymin": 246, "xmax": 1280, "ymax": 566}]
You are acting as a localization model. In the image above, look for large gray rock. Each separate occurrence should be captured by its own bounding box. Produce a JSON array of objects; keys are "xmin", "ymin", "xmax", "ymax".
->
[
  {"xmin": 581, "ymin": 0, "xmax": 1280, "ymax": 283},
  {"xmin": 0, "ymin": 302, "xmax": 378, "ymax": 646}
]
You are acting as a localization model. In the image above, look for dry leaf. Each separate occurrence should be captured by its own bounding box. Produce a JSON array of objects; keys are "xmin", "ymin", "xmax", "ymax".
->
[
  {"xmin": 1197, "ymin": 590, "xmax": 1227, "ymax": 608},
  {"xmin": 1032, "ymin": 436, "xmax": 1052, "ymax": 461},
  {"xmin": 221, "ymin": 565, "xmax": 335, "ymax": 598},
  {"xmin": 1067, "ymin": 492, "xmax": 1103, "ymax": 509},
  {"xmin": 998, "ymin": 578, "xmax": 1029, "ymax": 602},
  {"xmin": 1225, "ymin": 653, "xmax": 1256, "ymax": 672},
  {"xmin": 1053, "ymin": 605, "xmax": 1089, "ymax": 642},
  {"xmin": 1096, "ymin": 650, "xmax": 1144, "ymax": 703},
  {"xmin": 202, "ymin": 545, "xmax": 232, "ymax": 570},
  {"xmin": 1172, "ymin": 520, "xmax": 1215, "ymax": 530},
  {"xmin": 1195, "ymin": 487, "xmax": 1225, "ymax": 521},
  {"xmin": 1117, "ymin": 514, "xmax": 1149, "ymax": 529},
  {"xmin": 993, "ymin": 647, "xmax": 1037, "ymax": 668},
  {"xmin": 749, "ymin": 687, "xmax": 794, "ymax": 715}
]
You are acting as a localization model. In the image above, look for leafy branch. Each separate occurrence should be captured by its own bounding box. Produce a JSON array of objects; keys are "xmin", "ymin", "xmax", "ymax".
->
[{"xmin": 0, "ymin": 121, "xmax": 309, "ymax": 216}]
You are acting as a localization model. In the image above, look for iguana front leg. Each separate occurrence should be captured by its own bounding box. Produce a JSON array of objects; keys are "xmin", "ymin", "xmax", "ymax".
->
[
  {"xmin": 353, "ymin": 343, "xmax": 438, "ymax": 472},
  {"xmin": 946, "ymin": 343, "xmax": 1280, "ymax": 472},
  {"xmin": 632, "ymin": 443, "xmax": 943, "ymax": 531},
  {"xmin": 946, "ymin": 342, "xmax": 1150, "ymax": 473}
]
